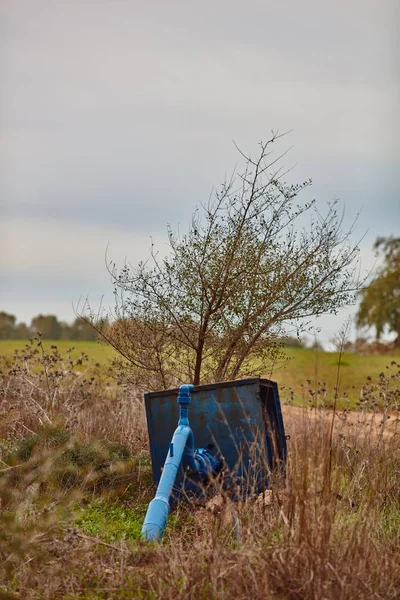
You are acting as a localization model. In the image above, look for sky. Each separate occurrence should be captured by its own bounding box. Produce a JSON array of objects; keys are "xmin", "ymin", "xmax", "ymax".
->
[{"xmin": 1, "ymin": 0, "xmax": 399, "ymax": 347}]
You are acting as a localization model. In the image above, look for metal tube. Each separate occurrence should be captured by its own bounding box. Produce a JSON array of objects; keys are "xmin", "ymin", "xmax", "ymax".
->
[
  {"xmin": 141, "ymin": 424, "xmax": 193, "ymax": 541},
  {"xmin": 141, "ymin": 384, "xmax": 195, "ymax": 542}
]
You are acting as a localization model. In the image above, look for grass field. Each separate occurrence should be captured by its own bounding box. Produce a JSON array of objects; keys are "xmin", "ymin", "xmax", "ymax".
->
[
  {"xmin": 269, "ymin": 347, "xmax": 400, "ymax": 407},
  {"xmin": 1, "ymin": 339, "xmax": 399, "ymax": 408},
  {"xmin": 0, "ymin": 339, "xmax": 116, "ymax": 365},
  {"xmin": 1, "ymin": 339, "xmax": 399, "ymax": 598}
]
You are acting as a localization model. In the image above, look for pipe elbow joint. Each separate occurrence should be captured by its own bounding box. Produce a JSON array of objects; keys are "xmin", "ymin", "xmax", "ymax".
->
[{"xmin": 177, "ymin": 384, "xmax": 194, "ymax": 405}]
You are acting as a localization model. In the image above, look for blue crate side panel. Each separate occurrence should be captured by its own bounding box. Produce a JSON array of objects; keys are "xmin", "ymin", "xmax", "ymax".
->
[
  {"xmin": 272, "ymin": 381, "xmax": 287, "ymax": 462},
  {"xmin": 260, "ymin": 382, "xmax": 287, "ymax": 467},
  {"xmin": 145, "ymin": 378, "xmax": 277, "ymax": 497}
]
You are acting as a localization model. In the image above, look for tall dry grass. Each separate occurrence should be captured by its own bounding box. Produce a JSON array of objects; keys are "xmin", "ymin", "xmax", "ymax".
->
[
  {"xmin": 0, "ymin": 339, "xmax": 399, "ymax": 599},
  {"xmin": 0, "ymin": 337, "xmax": 147, "ymax": 451}
]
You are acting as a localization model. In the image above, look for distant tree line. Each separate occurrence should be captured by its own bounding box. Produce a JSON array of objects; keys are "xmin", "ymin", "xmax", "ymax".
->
[
  {"xmin": 0, "ymin": 312, "xmax": 101, "ymax": 341},
  {"xmin": 0, "ymin": 310, "xmax": 307, "ymax": 347}
]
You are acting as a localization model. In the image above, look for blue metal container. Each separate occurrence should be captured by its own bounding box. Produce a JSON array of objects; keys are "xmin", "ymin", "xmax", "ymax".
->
[{"xmin": 144, "ymin": 377, "xmax": 286, "ymax": 500}]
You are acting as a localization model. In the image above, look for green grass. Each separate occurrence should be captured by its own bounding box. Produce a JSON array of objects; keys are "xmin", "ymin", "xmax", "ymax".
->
[
  {"xmin": 74, "ymin": 501, "xmax": 147, "ymax": 542},
  {"xmin": 1, "ymin": 340, "xmax": 399, "ymax": 408},
  {"xmin": 0, "ymin": 339, "xmax": 116, "ymax": 367},
  {"xmin": 267, "ymin": 347, "xmax": 400, "ymax": 407}
]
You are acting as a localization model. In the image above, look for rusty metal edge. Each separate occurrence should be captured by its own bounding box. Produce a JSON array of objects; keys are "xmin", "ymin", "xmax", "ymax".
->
[{"xmin": 144, "ymin": 376, "xmax": 276, "ymax": 400}]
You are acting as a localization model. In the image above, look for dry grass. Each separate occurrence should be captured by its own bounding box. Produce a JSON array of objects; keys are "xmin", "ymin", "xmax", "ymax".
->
[
  {"xmin": 0, "ymin": 337, "xmax": 147, "ymax": 452},
  {"xmin": 1, "ymin": 339, "xmax": 399, "ymax": 599}
]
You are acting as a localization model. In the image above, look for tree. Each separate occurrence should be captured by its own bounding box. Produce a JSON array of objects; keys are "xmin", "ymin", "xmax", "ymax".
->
[
  {"xmin": 69, "ymin": 317, "xmax": 98, "ymax": 341},
  {"xmin": 356, "ymin": 236, "xmax": 400, "ymax": 347},
  {"xmin": 31, "ymin": 315, "xmax": 62, "ymax": 340},
  {"xmin": 280, "ymin": 336, "xmax": 305, "ymax": 349},
  {"xmin": 86, "ymin": 133, "xmax": 361, "ymax": 390},
  {"xmin": 14, "ymin": 322, "xmax": 30, "ymax": 339},
  {"xmin": 0, "ymin": 312, "xmax": 17, "ymax": 339}
]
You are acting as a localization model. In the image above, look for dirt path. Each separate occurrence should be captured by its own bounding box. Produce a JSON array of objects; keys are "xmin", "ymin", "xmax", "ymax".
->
[{"xmin": 281, "ymin": 404, "xmax": 399, "ymax": 439}]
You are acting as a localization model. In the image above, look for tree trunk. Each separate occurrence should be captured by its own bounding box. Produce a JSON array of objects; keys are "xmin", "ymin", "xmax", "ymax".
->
[{"xmin": 193, "ymin": 337, "xmax": 205, "ymax": 386}]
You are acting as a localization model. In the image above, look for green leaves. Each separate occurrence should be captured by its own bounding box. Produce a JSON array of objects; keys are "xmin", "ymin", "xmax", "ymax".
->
[{"xmin": 357, "ymin": 237, "xmax": 400, "ymax": 344}]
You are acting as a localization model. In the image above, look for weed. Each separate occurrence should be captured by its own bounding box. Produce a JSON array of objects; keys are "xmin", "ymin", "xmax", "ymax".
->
[{"xmin": 74, "ymin": 500, "xmax": 147, "ymax": 542}]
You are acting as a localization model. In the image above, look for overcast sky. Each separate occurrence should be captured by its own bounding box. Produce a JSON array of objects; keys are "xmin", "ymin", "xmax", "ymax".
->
[{"xmin": 1, "ymin": 0, "xmax": 399, "ymax": 346}]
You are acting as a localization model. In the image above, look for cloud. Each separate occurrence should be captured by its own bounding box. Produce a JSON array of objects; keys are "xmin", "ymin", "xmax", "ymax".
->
[
  {"xmin": 1, "ymin": 0, "xmax": 398, "ymax": 337},
  {"xmin": 0, "ymin": 218, "xmax": 168, "ymax": 277}
]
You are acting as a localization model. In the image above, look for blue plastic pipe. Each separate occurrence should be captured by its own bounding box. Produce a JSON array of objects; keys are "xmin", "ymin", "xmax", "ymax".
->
[{"xmin": 141, "ymin": 384, "xmax": 196, "ymax": 542}]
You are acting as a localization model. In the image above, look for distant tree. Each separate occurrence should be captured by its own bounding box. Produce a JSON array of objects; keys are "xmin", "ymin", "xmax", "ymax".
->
[
  {"xmin": 0, "ymin": 312, "xmax": 17, "ymax": 339},
  {"xmin": 31, "ymin": 315, "xmax": 62, "ymax": 340},
  {"xmin": 356, "ymin": 237, "xmax": 400, "ymax": 347},
  {"xmin": 14, "ymin": 322, "xmax": 30, "ymax": 339},
  {"xmin": 280, "ymin": 336, "xmax": 305, "ymax": 349},
  {"xmin": 85, "ymin": 134, "xmax": 361, "ymax": 390},
  {"xmin": 60, "ymin": 322, "xmax": 73, "ymax": 340},
  {"xmin": 69, "ymin": 317, "xmax": 98, "ymax": 341},
  {"xmin": 310, "ymin": 339, "xmax": 324, "ymax": 351}
]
